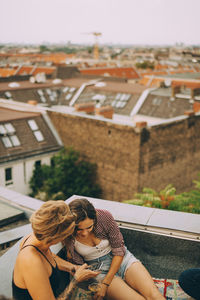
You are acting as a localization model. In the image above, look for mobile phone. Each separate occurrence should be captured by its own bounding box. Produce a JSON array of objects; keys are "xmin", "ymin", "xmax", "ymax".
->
[{"xmin": 89, "ymin": 262, "xmax": 103, "ymax": 271}]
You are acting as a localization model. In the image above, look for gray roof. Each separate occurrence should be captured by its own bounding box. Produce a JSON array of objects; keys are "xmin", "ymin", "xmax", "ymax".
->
[
  {"xmin": 0, "ymin": 106, "xmax": 62, "ymax": 164},
  {"xmin": 0, "ymin": 78, "xmax": 146, "ymax": 116},
  {"xmin": 138, "ymin": 88, "xmax": 194, "ymax": 119}
]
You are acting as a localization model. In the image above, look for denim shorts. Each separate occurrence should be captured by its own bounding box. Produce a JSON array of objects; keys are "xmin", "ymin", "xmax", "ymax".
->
[{"xmin": 86, "ymin": 248, "xmax": 139, "ymax": 281}]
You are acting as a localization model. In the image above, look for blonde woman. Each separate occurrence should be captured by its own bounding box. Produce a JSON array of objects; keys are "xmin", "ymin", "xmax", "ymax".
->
[{"xmin": 12, "ymin": 200, "xmax": 99, "ymax": 300}]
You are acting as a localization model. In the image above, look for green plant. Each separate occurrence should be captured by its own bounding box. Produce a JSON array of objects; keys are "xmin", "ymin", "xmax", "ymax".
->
[
  {"xmin": 124, "ymin": 184, "xmax": 176, "ymax": 209},
  {"xmin": 29, "ymin": 147, "xmax": 102, "ymax": 201}
]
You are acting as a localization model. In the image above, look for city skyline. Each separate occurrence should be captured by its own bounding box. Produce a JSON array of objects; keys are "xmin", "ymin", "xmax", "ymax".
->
[{"xmin": 1, "ymin": 0, "xmax": 200, "ymax": 46}]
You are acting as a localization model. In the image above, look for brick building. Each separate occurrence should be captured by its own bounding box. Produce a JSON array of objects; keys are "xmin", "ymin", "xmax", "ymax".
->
[{"xmin": 48, "ymin": 109, "xmax": 200, "ymax": 202}]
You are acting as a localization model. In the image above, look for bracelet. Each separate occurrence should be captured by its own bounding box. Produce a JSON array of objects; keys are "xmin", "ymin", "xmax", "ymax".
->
[
  {"xmin": 71, "ymin": 266, "xmax": 76, "ymax": 275},
  {"xmin": 102, "ymin": 282, "xmax": 110, "ymax": 287}
]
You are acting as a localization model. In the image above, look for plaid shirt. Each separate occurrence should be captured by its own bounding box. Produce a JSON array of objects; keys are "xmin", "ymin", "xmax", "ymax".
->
[{"xmin": 65, "ymin": 209, "xmax": 126, "ymax": 265}]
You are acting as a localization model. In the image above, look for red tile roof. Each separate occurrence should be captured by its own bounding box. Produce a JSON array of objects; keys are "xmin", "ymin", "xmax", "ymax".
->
[
  {"xmin": 0, "ymin": 68, "xmax": 16, "ymax": 77},
  {"xmin": 79, "ymin": 67, "xmax": 140, "ymax": 79},
  {"xmin": 172, "ymin": 80, "xmax": 200, "ymax": 89}
]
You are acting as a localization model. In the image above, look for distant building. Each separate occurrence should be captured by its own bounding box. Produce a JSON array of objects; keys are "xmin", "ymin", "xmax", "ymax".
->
[{"xmin": 0, "ymin": 101, "xmax": 63, "ymax": 195}]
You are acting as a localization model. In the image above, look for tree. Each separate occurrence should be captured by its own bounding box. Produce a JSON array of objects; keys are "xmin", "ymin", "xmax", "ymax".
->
[
  {"xmin": 29, "ymin": 148, "xmax": 102, "ymax": 201},
  {"xmin": 135, "ymin": 61, "xmax": 155, "ymax": 70}
]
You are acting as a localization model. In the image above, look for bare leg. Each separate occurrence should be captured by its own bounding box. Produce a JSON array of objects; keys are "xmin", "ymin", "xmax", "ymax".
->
[
  {"xmin": 124, "ymin": 262, "xmax": 165, "ymax": 300},
  {"xmin": 106, "ymin": 276, "xmax": 145, "ymax": 300}
]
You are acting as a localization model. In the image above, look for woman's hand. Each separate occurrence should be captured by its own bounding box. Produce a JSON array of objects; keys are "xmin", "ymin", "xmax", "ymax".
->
[
  {"xmin": 70, "ymin": 264, "xmax": 79, "ymax": 276},
  {"xmin": 74, "ymin": 263, "xmax": 100, "ymax": 283},
  {"xmin": 93, "ymin": 283, "xmax": 108, "ymax": 300}
]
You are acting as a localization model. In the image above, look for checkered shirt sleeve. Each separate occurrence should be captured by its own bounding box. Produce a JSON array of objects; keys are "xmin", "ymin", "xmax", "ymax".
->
[{"xmin": 94, "ymin": 209, "xmax": 126, "ymax": 256}]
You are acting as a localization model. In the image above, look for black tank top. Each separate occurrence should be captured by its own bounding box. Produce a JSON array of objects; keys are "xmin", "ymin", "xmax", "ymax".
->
[{"xmin": 12, "ymin": 238, "xmax": 63, "ymax": 299}]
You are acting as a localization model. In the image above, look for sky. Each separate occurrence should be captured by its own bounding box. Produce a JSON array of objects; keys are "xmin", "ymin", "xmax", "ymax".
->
[{"xmin": 1, "ymin": 0, "xmax": 200, "ymax": 46}]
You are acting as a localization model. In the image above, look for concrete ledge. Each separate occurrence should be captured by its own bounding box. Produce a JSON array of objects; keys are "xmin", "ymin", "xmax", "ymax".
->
[
  {"xmin": 0, "ymin": 224, "xmax": 32, "ymax": 245},
  {"xmin": 0, "ymin": 201, "xmax": 24, "ymax": 226},
  {"xmin": 66, "ymin": 195, "xmax": 200, "ymax": 238},
  {"xmin": 0, "ymin": 186, "xmax": 43, "ymax": 217}
]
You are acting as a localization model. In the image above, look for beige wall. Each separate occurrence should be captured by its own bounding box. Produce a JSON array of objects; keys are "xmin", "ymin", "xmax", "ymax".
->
[{"xmin": 48, "ymin": 111, "xmax": 200, "ymax": 201}]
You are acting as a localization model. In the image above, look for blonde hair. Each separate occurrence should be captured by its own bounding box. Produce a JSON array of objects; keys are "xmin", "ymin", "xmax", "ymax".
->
[{"xmin": 30, "ymin": 200, "xmax": 76, "ymax": 244}]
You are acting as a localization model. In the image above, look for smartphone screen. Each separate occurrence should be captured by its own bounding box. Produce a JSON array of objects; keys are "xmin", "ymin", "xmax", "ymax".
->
[{"xmin": 89, "ymin": 262, "xmax": 103, "ymax": 271}]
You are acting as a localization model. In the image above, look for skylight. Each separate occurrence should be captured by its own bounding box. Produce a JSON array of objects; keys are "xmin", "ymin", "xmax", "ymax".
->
[
  {"xmin": 152, "ymin": 97, "xmax": 162, "ymax": 105},
  {"xmin": 2, "ymin": 137, "xmax": 12, "ymax": 148},
  {"xmin": 28, "ymin": 120, "xmax": 38, "ymax": 131},
  {"xmin": 111, "ymin": 93, "xmax": 130, "ymax": 108},
  {"xmin": 10, "ymin": 135, "xmax": 20, "ymax": 146},
  {"xmin": 65, "ymin": 93, "xmax": 72, "ymax": 100},
  {"xmin": 37, "ymin": 89, "xmax": 43, "ymax": 96},
  {"xmin": 4, "ymin": 123, "xmax": 15, "ymax": 134},
  {"xmin": 0, "ymin": 123, "xmax": 21, "ymax": 148},
  {"xmin": 33, "ymin": 131, "xmax": 44, "ymax": 142},
  {"xmin": 28, "ymin": 119, "xmax": 44, "ymax": 142},
  {"xmin": 63, "ymin": 87, "xmax": 69, "ymax": 93}
]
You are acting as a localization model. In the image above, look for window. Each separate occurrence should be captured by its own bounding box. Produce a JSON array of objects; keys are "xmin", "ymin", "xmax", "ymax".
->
[
  {"xmin": 5, "ymin": 167, "xmax": 13, "ymax": 186},
  {"xmin": 111, "ymin": 93, "xmax": 130, "ymax": 108},
  {"xmin": 33, "ymin": 131, "xmax": 44, "ymax": 142},
  {"xmin": 28, "ymin": 120, "xmax": 38, "ymax": 131},
  {"xmin": 2, "ymin": 137, "xmax": 12, "ymax": 148},
  {"xmin": 35, "ymin": 160, "xmax": 41, "ymax": 168},
  {"xmin": 4, "ymin": 123, "xmax": 15, "ymax": 133},
  {"xmin": 28, "ymin": 119, "xmax": 44, "ymax": 142},
  {"xmin": 10, "ymin": 135, "xmax": 20, "ymax": 146},
  {"xmin": 0, "ymin": 123, "xmax": 21, "ymax": 148}
]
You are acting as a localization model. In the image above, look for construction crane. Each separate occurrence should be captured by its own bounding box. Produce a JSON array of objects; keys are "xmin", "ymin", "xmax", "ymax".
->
[{"xmin": 82, "ymin": 32, "xmax": 102, "ymax": 60}]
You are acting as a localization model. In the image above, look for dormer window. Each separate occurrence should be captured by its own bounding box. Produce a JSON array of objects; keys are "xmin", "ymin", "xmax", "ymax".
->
[
  {"xmin": 0, "ymin": 123, "xmax": 21, "ymax": 148},
  {"xmin": 28, "ymin": 119, "xmax": 44, "ymax": 142}
]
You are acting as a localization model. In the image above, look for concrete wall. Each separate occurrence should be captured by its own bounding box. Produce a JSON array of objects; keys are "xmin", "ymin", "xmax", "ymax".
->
[{"xmin": 48, "ymin": 110, "xmax": 200, "ymax": 201}]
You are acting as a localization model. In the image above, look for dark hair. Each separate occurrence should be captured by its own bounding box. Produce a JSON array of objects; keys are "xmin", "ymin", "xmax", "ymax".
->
[{"xmin": 69, "ymin": 198, "xmax": 97, "ymax": 233}]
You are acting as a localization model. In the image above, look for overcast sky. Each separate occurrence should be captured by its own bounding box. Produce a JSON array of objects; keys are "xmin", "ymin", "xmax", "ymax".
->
[{"xmin": 1, "ymin": 0, "xmax": 199, "ymax": 46}]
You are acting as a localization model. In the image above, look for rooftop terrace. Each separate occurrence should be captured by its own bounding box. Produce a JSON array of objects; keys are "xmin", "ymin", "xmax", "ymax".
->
[{"xmin": 0, "ymin": 187, "xmax": 199, "ymax": 298}]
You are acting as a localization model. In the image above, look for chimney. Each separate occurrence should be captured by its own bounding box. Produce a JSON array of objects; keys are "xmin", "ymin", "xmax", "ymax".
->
[
  {"xmin": 193, "ymin": 102, "xmax": 200, "ymax": 113},
  {"xmin": 136, "ymin": 121, "xmax": 147, "ymax": 128},
  {"xmin": 95, "ymin": 106, "xmax": 114, "ymax": 119},
  {"xmin": 74, "ymin": 102, "xmax": 95, "ymax": 114},
  {"xmin": 171, "ymin": 85, "xmax": 181, "ymax": 98},
  {"xmin": 27, "ymin": 100, "xmax": 37, "ymax": 105},
  {"xmin": 184, "ymin": 110, "xmax": 195, "ymax": 117}
]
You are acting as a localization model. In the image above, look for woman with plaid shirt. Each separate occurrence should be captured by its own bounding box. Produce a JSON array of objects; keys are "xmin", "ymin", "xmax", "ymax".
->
[{"xmin": 63, "ymin": 198, "xmax": 164, "ymax": 300}]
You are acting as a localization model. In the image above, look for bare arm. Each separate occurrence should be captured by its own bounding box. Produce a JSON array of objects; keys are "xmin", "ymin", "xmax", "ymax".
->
[
  {"xmin": 52, "ymin": 252, "xmax": 78, "ymax": 274},
  {"xmin": 94, "ymin": 255, "xmax": 123, "ymax": 300},
  {"xmin": 102, "ymin": 255, "xmax": 123, "ymax": 284}
]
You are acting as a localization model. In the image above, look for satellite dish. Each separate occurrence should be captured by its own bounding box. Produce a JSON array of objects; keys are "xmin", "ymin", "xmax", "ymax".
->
[
  {"xmin": 35, "ymin": 73, "xmax": 46, "ymax": 83},
  {"xmin": 30, "ymin": 76, "xmax": 35, "ymax": 83},
  {"xmin": 164, "ymin": 79, "xmax": 171, "ymax": 87},
  {"xmin": 52, "ymin": 78, "xmax": 62, "ymax": 84},
  {"xmin": 8, "ymin": 82, "xmax": 20, "ymax": 88},
  {"xmin": 95, "ymin": 82, "xmax": 106, "ymax": 87}
]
